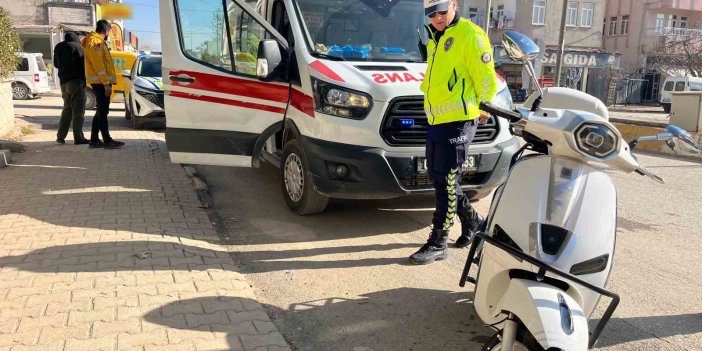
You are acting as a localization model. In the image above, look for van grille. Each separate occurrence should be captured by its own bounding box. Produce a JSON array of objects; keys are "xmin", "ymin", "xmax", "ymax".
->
[
  {"xmin": 380, "ymin": 96, "xmax": 499, "ymax": 146},
  {"xmin": 401, "ymin": 172, "xmax": 489, "ymax": 190}
]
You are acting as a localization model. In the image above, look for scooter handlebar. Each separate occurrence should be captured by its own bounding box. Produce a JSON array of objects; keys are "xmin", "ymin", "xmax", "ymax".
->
[{"xmin": 479, "ymin": 102, "xmax": 523, "ymax": 122}]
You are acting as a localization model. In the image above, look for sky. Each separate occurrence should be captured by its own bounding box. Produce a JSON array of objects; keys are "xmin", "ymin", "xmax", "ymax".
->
[{"xmin": 123, "ymin": 0, "xmax": 162, "ymax": 51}]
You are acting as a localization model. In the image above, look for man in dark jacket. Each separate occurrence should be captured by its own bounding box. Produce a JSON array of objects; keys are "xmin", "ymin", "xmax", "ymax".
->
[{"xmin": 54, "ymin": 32, "xmax": 89, "ymax": 144}]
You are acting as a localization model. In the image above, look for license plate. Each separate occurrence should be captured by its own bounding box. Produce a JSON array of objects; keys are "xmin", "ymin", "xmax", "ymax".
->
[{"xmin": 416, "ymin": 155, "xmax": 478, "ymax": 174}]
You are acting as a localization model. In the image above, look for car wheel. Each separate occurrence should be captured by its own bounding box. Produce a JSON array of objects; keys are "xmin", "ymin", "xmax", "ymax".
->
[
  {"xmin": 131, "ymin": 111, "xmax": 143, "ymax": 130},
  {"xmin": 663, "ymin": 104, "xmax": 671, "ymax": 113},
  {"xmin": 84, "ymin": 88, "xmax": 97, "ymax": 110},
  {"xmin": 281, "ymin": 140, "xmax": 329, "ymax": 215},
  {"xmin": 124, "ymin": 93, "xmax": 132, "ymax": 120},
  {"xmin": 11, "ymin": 82, "xmax": 29, "ymax": 100}
]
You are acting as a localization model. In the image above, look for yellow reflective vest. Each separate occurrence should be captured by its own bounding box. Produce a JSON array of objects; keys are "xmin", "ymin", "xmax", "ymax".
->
[
  {"xmin": 82, "ymin": 32, "xmax": 116, "ymax": 86},
  {"xmin": 420, "ymin": 18, "xmax": 498, "ymax": 125}
]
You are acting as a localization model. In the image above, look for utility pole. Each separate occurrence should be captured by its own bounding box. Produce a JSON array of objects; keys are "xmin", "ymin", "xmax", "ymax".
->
[
  {"xmin": 484, "ymin": 0, "xmax": 492, "ymax": 34},
  {"xmin": 555, "ymin": 0, "xmax": 569, "ymax": 87}
]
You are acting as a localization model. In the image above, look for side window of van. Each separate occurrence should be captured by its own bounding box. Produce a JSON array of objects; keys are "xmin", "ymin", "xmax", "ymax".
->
[
  {"xmin": 675, "ymin": 81, "xmax": 686, "ymax": 91},
  {"xmin": 16, "ymin": 58, "xmax": 29, "ymax": 72},
  {"xmin": 663, "ymin": 81, "xmax": 674, "ymax": 91},
  {"xmin": 690, "ymin": 82, "xmax": 702, "ymax": 91},
  {"xmin": 176, "ymin": 0, "xmax": 233, "ymax": 71},
  {"xmin": 226, "ymin": 0, "xmax": 268, "ymax": 76}
]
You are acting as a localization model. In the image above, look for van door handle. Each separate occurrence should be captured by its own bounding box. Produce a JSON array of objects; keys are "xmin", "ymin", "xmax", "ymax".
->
[{"xmin": 169, "ymin": 75, "xmax": 195, "ymax": 83}]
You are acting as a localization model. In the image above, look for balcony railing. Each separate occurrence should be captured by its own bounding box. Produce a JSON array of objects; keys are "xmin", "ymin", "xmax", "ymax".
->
[{"xmin": 649, "ymin": 27, "xmax": 702, "ymax": 36}]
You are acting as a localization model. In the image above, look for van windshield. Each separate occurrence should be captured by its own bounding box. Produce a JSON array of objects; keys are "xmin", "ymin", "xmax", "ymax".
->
[{"xmin": 294, "ymin": 0, "xmax": 426, "ymax": 62}]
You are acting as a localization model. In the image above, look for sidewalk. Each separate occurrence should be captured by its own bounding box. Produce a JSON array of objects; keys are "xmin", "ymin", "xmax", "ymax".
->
[{"xmin": 0, "ymin": 124, "xmax": 291, "ymax": 350}]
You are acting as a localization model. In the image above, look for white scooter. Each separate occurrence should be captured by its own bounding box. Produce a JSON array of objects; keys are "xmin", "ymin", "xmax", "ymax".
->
[{"xmin": 459, "ymin": 31, "xmax": 701, "ymax": 351}]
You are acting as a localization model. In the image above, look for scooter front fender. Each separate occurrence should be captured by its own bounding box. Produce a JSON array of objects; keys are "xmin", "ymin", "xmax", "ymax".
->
[{"xmin": 496, "ymin": 278, "xmax": 589, "ymax": 350}]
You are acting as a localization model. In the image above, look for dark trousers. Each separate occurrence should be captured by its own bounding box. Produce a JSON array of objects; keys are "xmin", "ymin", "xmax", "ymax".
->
[
  {"xmin": 426, "ymin": 120, "xmax": 480, "ymax": 231},
  {"xmin": 90, "ymin": 84, "xmax": 112, "ymax": 143},
  {"xmin": 57, "ymin": 79, "xmax": 86, "ymax": 141}
]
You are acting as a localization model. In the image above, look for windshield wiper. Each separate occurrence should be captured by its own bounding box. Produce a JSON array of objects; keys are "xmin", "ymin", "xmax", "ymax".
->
[
  {"xmin": 404, "ymin": 59, "xmax": 425, "ymax": 63},
  {"xmin": 311, "ymin": 52, "xmax": 344, "ymax": 61}
]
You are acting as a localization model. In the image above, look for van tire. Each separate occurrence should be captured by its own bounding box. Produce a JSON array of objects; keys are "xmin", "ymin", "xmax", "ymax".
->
[
  {"xmin": 663, "ymin": 104, "xmax": 671, "ymax": 113},
  {"xmin": 11, "ymin": 82, "xmax": 29, "ymax": 100},
  {"xmin": 281, "ymin": 140, "xmax": 329, "ymax": 215},
  {"xmin": 85, "ymin": 88, "xmax": 97, "ymax": 110}
]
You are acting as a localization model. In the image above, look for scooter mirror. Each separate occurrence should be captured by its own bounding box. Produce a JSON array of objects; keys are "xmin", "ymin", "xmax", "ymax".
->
[
  {"xmin": 502, "ymin": 31, "xmax": 540, "ymax": 64},
  {"xmin": 664, "ymin": 125, "xmax": 701, "ymax": 154}
]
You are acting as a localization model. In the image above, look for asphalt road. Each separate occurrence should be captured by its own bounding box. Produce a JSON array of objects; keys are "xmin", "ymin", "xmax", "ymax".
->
[{"xmin": 199, "ymin": 152, "xmax": 702, "ymax": 351}]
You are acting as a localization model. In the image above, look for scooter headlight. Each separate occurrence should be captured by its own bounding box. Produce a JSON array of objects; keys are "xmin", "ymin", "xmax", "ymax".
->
[
  {"xmin": 575, "ymin": 123, "xmax": 618, "ymax": 158},
  {"xmin": 311, "ymin": 78, "xmax": 372, "ymax": 119}
]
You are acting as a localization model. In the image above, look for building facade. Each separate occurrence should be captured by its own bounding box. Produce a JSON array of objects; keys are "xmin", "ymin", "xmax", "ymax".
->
[
  {"xmin": 461, "ymin": 0, "xmax": 619, "ymax": 103},
  {"xmin": 604, "ymin": 0, "xmax": 702, "ymax": 103}
]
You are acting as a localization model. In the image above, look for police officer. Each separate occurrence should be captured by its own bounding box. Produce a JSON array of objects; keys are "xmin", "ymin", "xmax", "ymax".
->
[{"xmin": 409, "ymin": 0, "xmax": 498, "ymax": 264}]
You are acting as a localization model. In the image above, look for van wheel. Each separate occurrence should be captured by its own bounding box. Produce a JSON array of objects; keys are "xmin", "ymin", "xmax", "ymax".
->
[
  {"xmin": 11, "ymin": 82, "xmax": 29, "ymax": 100},
  {"xmin": 281, "ymin": 140, "xmax": 329, "ymax": 215},
  {"xmin": 663, "ymin": 104, "xmax": 671, "ymax": 113},
  {"xmin": 85, "ymin": 88, "xmax": 97, "ymax": 110}
]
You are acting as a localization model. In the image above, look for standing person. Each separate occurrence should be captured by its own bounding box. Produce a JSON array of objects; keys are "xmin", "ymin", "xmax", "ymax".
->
[
  {"xmin": 409, "ymin": 0, "xmax": 498, "ymax": 264},
  {"xmin": 82, "ymin": 20, "xmax": 125, "ymax": 149},
  {"xmin": 54, "ymin": 32, "xmax": 89, "ymax": 145}
]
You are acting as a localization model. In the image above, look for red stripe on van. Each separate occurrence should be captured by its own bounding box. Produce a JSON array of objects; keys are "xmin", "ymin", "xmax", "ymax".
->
[
  {"xmin": 170, "ymin": 91, "xmax": 286, "ymax": 114},
  {"xmin": 310, "ymin": 60, "xmax": 345, "ymax": 82},
  {"xmin": 290, "ymin": 89, "xmax": 315, "ymax": 117},
  {"xmin": 169, "ymin": 70, "xmax": 289, "ymax": 103}
]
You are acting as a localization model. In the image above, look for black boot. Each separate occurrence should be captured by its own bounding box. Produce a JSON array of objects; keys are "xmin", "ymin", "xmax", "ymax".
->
[
  {"xmin": 455, "ymin": 208, "xmax": 485, "ymax": 248},
  {"xmin": 409, "ymin": 229, "xmax": 449, "ymax": 264}
]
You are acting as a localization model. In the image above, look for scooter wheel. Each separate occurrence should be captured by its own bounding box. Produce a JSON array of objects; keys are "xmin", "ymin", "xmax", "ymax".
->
[{"xmin": 481, "ymin": 329, "xmax": 541, "ymax": 351}]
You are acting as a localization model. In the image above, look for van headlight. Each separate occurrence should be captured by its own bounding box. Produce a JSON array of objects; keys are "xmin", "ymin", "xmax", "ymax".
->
[
  {"xmin": 311, "ymin": 78, "xmax": 372, "ymax": 119},
  {"xmin": 575, "ymin": 123, "xmax": 618, "ymax": 158}
]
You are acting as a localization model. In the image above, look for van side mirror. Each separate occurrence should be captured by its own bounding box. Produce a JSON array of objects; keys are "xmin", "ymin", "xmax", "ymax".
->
[
  {"xmin": 122, "ymin": 70, "xmax": 131, "ymax": 79},
  {"xmin": 257, "ymin": 39, "xmax": 284, "ymax": 81}
]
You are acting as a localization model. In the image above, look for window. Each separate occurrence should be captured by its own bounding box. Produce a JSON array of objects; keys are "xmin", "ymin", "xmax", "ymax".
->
[
  {"xmin": 668, "ymin": 14, "xmax": 677, "ymax": 28},
  {"xmin": 497, "ymin": 4, "xmax": 504, "ymax": 19},
  {"xmin": 566, "ymin": 2, "xmax": 578, "ymax": 26},
  {"xmin": 689, "ymin": 82, "xmax": 702, "ymax": 91},
  {"xmin": 176, "ymin": 0, "xmax": 232, "ymax": 71},
  {"xmin": 175, "ymin": 0, "xmax": 274, "ymax": 76},
  {"xmin": 533, "ymin": 0, "xmax": 546, "ymax": 25},
  {"xmin": 620, "ymin": 15, "xmax": 629, "ymax": 35},
  {"xmin": 609, "ymin": 16, "xmax": 617, "ymax": 36},
  {"xmin": 35, "ymin": 56, "xmax": 46, "ymax": 72},
  {"xmin": 16, "ymin": 58, "xmax": 29, "ymax": 72},
  {"xmin": 137, "ymin": 57, "xmax": 162, "ymax": 77},
  {"xmin": 468, "ymin": 6, "xmax": 479, "ymax": 19},
  {"xmin": 656, "ymin": 13, "xmax": 665, "ymax": 33},
  {"xmin": 675, "ymin": 81, "xmax": 686, "ymax": 91},
  {"xmin": 227, "ymin": 1, "xmax": 268, "ymax": 76},
  {"xmin": 664, "ymin": 81, "xmax": 674, "ymax": 91},
  {"xmin": 681, "ymin": 16, "xmax": 688, "ymax": 28},
  {"xmin": 580, "ymin": 3, "xmax": 593, "ymax": 27}
]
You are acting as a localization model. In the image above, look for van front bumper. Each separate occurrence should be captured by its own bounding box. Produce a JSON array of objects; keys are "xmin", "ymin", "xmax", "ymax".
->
[{"xmin": 301, "ymin": 136, "xmax": 520, "ymax": 200}]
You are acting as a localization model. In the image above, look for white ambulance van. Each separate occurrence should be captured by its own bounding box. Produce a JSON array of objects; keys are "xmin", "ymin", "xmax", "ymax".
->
[{"xmin": 160, "ymin": 0, "xmax": 519, "ymax": 214}]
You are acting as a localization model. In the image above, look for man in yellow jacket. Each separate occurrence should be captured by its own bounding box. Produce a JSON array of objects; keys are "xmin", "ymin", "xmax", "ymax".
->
[
  {"xmin": 409, "ymin": 0, "xmax": 497, "ymax": 264},
  {"xmin": 82, "ymin": 20, "xmax": 124, "ymax": 149}
]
